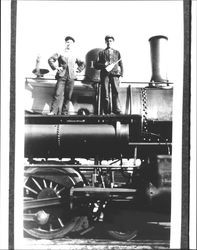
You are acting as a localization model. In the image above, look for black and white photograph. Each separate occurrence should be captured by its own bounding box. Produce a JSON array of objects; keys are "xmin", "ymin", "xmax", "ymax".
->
[{"xmin": 0, "ymin": 0, "xmax": 196, "ymax": 249}]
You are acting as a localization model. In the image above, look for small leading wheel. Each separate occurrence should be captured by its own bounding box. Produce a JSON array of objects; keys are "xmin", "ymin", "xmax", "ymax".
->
[
  {"xmin": 104, "ymin": 205, "xmax": 138, "ymax": 241},
  {"xmin": 24, "ymin": 167, "xmax": 83, "ymax": 239},
  {"xmin": 107, "ymin": 228, "xmax": 138, "ymax": 241}
]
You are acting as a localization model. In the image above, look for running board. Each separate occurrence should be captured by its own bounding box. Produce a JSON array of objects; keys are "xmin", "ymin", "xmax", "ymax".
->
[{"xmin": 70, "ymin": 187, "xmax": 136, "ymax": 200}]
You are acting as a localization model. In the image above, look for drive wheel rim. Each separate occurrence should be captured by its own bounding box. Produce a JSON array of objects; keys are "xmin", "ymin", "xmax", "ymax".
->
[{"xmin": 24, "ymin": 168, "xmax": 80, "ymax": 239}]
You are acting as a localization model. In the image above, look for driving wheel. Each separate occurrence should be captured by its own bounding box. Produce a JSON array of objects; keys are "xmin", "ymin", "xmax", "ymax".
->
[{"xmin": 24, "ymin": 167, "xmax": 83, "ymax": 239}]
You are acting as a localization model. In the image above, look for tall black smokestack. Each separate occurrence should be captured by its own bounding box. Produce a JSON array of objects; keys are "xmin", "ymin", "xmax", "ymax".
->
[{"xmin": 149, "ymin": 35, "xmax": 168, "ymax": 83}]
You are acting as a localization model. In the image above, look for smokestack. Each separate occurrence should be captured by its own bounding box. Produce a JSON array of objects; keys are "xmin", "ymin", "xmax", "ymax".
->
[{"xmin": 149, "ymin": 35, "xmax": 168, "ymax": 83}]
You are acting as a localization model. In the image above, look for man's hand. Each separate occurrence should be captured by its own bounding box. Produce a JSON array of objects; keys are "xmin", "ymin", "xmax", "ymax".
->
[
  {"xmin": 119, "ymin": 76, "xmax": 123, "ymax": 82},
  {"xmin": 56, "ymin": 66, "xmax": 63, "ymax": 73},
  {"xmin": 105, "ymin": 61, "xmax": 110, "ymax": 67}
]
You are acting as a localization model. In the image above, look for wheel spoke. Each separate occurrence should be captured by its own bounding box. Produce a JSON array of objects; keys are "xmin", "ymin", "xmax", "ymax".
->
[
  {"xmin": 32, "ymin": 177, "xmax": 42, "ymax": 190},
  {"xmin": 24, "ymin": 185, "xmax": 38, "ymax": 195},
  {"xmin": 43, "ymin": 179, "xmax": 47, "ymax": 188},
  {"xmin": 53, "ymin": 184, "xmax": 58, "ymax": 191},
  {"xmin": 58, "ymin": 218, "xmax": 64, "ymax": 228},
  {"xmin": 56, "ymin": 187, "xmax": 65, "ymax": 195}
]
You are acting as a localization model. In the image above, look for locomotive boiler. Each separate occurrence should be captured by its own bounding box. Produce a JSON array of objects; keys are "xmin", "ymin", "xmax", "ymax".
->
[{"xmin": 24, "ymin": 36, "xmax": 172, "ymax": 240}]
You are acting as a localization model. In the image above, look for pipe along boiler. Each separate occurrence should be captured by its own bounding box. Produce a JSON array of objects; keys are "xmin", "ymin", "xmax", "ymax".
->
[{"xmin": 24, "ymin": 36, "xmax": 172, "ymax": 240}]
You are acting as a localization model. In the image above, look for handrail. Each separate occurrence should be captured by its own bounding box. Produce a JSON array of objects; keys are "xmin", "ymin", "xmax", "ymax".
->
[{"xmin": 25, "ymin": 77, "xmax": 174, "ymax": 85}]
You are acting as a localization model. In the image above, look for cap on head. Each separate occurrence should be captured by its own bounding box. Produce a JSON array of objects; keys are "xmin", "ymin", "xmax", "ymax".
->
[
  {"xmin": 105, "ymin": 35, "xmax": 115, "ymax": 41},
  {"xmin": 65, "ymin": 36, "xmax": 75, "ymax": 43}
]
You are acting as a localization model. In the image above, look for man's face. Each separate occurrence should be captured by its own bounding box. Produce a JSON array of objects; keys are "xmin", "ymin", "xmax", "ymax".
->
[
  {"xmin": 106, "ymin": 38, "xmax": 114, "ymax": 48},
  {"xmin": 65, "ymin": 39, "xmax": 74, "ymax": 49}
]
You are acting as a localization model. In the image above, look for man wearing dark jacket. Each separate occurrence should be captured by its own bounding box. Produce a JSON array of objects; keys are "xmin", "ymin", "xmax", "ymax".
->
[
  {"xmin": 48, "ymin": 36, "xmax": 85, "ymax": 115},
  {"xmin": 94, "ymin": 35, "xmax": 123, "ymax": 114}
]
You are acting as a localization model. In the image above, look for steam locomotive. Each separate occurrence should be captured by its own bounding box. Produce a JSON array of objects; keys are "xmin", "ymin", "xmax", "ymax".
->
[{"xmin": 24, "ymin": 36, "xmax": 172, "ymax": 240}]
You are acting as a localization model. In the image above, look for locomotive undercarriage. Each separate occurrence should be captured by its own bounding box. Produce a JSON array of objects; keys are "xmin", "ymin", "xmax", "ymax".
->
[{"xmin": 24, "ymin": 114, "xmax": 171, "ymax": 240}]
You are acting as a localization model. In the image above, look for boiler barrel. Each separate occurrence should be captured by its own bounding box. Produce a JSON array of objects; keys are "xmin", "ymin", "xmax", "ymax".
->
[
  {"xmin": 25, "ymin": 123, "xmax": 129, "ymax": 158},
  {"xmin": 25, "ymin": 77, "xmax": 173, "ymax": 120}
]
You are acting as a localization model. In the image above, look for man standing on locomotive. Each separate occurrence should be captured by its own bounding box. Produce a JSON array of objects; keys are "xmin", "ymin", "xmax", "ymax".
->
[
  {"xmin": 48, "ymin": 36, "xmax": 85, "ymax": 115},
  {"xmin": 94, "ymin": 35, "xmax": 123, "ymax": 115}
]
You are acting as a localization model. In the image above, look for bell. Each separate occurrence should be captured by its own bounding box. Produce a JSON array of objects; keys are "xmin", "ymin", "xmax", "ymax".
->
[
  {"xmin": 32, "ymin": 68, "xmax": 49, "ymax": 77},
  {"xmin": 149, "ymin": 35, "xmax": 168, "ymax": 83},
  {"xmin": 32, "ymin": 56, "xmax": 49, "ymax": 77}
]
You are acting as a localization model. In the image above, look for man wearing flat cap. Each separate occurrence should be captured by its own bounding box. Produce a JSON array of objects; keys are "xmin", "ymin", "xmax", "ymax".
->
[
  {"xmin": 48, "ymin": 36, "xmax": 85, "ymax": 115},
  {"xmin": 94, "ymin": 35, "xmax": 123, "ymax": 115}
]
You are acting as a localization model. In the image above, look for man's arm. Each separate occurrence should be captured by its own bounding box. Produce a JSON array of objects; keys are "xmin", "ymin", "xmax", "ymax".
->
[
  {"xmin": 76, "ymin": 58, "xmax": 86, "ymax": 73},
  {"xmin": 48, "ymin": 53, "xmax": 59, "ymax": 70},
  {"xmin": 118, "ymin": 52, "xmax": 124, "ymax": 77}
]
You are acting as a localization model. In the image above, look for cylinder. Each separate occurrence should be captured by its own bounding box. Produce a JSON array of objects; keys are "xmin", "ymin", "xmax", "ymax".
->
[
  {"xmin": 84, "ymin": 48, "xmax": 102, "ymax": 82},
  {"xmin": 149, "ymin": 35, "xmax": 168, "ymax": 83},
  {"xmin": 25, "ymin": 123, "xmax": 129, "ymax": 158}
]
